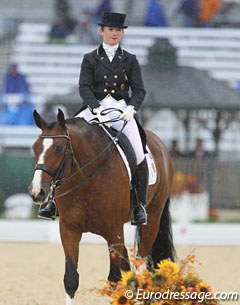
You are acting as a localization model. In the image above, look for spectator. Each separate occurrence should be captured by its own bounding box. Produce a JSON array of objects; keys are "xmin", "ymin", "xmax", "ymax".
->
[
  {"xmin": 54, "ymin": 0, "xmax": 77, "ymax": 37},
  {"xmin": 0, "ymin": 102, "xmax": 11, "ymax": 125},
  {"xmin": 177, "ymin": 0, "xmax": 200, "ymax": 27},
  {"xmin": 0, "ymin": 100, "xmax": 18, "ymax": 125},
  {"xmin": 14, "ymin": 94, "xmax": 35, "ymax": 126},
  {"xmin": 77, "ymin": 9, "xmax": 100, "ymax": 44},
  {"xmin": 55, "ymin": 0, "xmax": 70, "ymax": 18},
  {"xmin": 49, "ymin": 15, "xmax": 68, "ymax": 43},
  {"xmin": 0, "ymin": 94, "xmax": 35, "ymax": 126},
  {"xmin": 189, "ymin": 138, "xmax": 209, "ymax": 158},
  {"xmin": 188, "ymin": 138, "xmax": 210, "ymax": 190},
  {"xmin": 1, "ymin": 64, "xmax": 34, "ymax": 126},
  {"xmin": 2, "ymin": 63, "xmax": 30, "ymax": 94},
  {"xmin": 170, "ymin": 139, "xmax": 184, "ymax": 157},
  {"xmin": 94, "ymin": 0, "xmax": 113, "ymax": 24},
  {"xmin": 199, "ymin": 0, "xmax": 222, "ymax": 27},
  {"xmin": 64, "ymin": 12, "xmax": 77, "ymax": 35},
  {"xmin": 144, "ymin": 0, "xmax": 168, "ymax": 27},
  {"xmin": 219, "ymin": 0, "xmax": 238, "ymax": 25}
]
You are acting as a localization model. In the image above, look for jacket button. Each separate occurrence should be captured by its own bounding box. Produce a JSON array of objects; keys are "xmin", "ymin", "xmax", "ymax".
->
[
  {"xmin": 111, "ymin": 90, "xmax": 115, "ymax": 93},
  {"xmin": 113, "ymin": 82, "xmax": 117, "ymax": 86},
  {"xmin": 104, "ymin": 75, "xmax": 107, "ymax": 79},
  {"xmin": 114, "ymin": 75, "xmax": 118, "ymax": 79},
  {"xmin": 105, "ymin": 82, "xmax": 108, "ymax": 85},
  {"xmin": 104, "ymin": 89, "xmax": 108, "ymax": 92}
]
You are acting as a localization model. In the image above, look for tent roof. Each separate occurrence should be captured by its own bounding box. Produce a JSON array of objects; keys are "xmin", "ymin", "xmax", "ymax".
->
[
  {"xmin": 51, "ymin": 64, "xmax": 240, "ymax": 113},
  {"xmin": 142, "ymin": 65, "xmax": 240, "ymax": 111}
]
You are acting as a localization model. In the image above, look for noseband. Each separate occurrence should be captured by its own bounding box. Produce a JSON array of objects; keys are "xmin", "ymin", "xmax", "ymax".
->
[{"xmin": 34, "ymin": 131, "xmax": 72, "ymax": 189}]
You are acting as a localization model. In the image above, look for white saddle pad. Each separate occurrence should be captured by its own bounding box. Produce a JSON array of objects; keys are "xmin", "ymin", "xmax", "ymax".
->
[
  {"xmin": 102, "ymin": 126, "xmax": 157, "ymax": 185},
  {"xmin": 90, "ymin": 121, "xmax": 157, "ymax": 185},
  {"xmin": 146, "ymin": 148, "xmax": 157, "ymax": 185}
]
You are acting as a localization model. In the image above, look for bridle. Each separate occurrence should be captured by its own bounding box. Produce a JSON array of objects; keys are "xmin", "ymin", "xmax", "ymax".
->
[
  {"xmin": 34, "ymin": 111, "xmax": 127, "ymax": 200},
  {"xmin": 34, "ymin": 130, "xmax": 73, "ymax": 190}
]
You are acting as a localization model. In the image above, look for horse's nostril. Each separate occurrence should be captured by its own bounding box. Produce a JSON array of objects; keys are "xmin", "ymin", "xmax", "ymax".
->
[
  {"xmin": 30, "ymin": 188, "xmax": 46, "ymax": 203},
  {"xmin": 39, "ymin": 188, "xmax": 46, "ymax": 199}
]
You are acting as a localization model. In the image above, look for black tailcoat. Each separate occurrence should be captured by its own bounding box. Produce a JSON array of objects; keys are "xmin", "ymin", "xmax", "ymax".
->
[{"xmin": 78, "ymin": 44, "xmax": 146, "ymax": 111}]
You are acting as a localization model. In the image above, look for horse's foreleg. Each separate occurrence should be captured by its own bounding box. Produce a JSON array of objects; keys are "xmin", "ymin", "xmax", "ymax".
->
[
  {"xmin": 107, "ymin": 230, "xmax": 130, "ymax": 283},
  {"xmin": 64, "ymin": 256, "xmax": 79, "ymax": 305},
  {"xmin": 120, "ymin": 246, "xmax": 130, "ymax": 272},
  {"xmin": 60, "ymin": 220, "xmax": 82, "ymax": 305}
]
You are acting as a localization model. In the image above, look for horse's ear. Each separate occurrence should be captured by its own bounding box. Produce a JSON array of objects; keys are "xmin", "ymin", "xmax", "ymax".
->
[
  {"xmin": 33, "ymin": 110, "xmax": 47, "ymax": 130},
  {"xmin": 57, "ymin": 108, "xmax": 65, "ymax": 128}
]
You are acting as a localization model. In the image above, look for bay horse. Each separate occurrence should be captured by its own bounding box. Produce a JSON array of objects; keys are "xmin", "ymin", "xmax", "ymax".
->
[{"xmin": 29, "ymin": 109, "xmax": 175, "ymax": 305}]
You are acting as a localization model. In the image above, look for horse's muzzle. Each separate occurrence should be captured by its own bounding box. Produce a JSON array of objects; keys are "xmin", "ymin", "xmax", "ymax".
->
[{"xmin": 28, "ymin": 183, "xmax": 48, "ymax": 205}]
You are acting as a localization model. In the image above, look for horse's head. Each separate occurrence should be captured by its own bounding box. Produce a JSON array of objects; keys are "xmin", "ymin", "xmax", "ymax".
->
[{"xmin": 29, "ymin": 109, "xmax": 72, "ymax": 204}]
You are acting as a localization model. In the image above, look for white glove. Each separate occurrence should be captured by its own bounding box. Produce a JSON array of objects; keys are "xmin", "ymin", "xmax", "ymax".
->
[
  {"xmin": 93, "ymin": 106, "xmax": 112, "ymax": 128},
  {"xmin": 119, "ymin": 105, "xmax": 136, "ymax": 122}
]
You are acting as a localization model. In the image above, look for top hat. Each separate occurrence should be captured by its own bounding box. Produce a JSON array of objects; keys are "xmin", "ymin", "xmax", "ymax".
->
[{"xmin": 98, "ymin": 12, "xmax": 128, "ymax": 29}]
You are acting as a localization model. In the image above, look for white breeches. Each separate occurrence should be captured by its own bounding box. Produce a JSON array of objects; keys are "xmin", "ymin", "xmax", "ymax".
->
[{"xmin": 76, "ymin": 96, "xmax": 145, "ymax": 165}]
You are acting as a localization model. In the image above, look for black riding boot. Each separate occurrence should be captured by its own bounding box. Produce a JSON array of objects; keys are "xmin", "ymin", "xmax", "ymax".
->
[
  {"xmin": 38, "ymin": 200, "xmax": 57, "ymax": 220},
  {"xmin": 131, "ymin": 158, "xmax": 148, "ymax": 225}
]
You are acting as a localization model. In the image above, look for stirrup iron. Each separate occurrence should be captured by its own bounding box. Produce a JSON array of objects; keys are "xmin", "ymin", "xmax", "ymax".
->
[
  {"xmin": 131, "ymin": 203, "xmax": 148, "ymax": 226},
  {"xmin": 38, "ymin": 200, "xmax": 57, "ymax": 221}
]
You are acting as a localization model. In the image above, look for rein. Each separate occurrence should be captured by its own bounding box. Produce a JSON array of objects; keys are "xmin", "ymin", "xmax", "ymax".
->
[
  {"xmin": 55, "ymin": 119, "xmax": 127, "ymax": 199},
  {"xmin": 35, "ymin": 109, "xmax": 127, "ymax": 200}
]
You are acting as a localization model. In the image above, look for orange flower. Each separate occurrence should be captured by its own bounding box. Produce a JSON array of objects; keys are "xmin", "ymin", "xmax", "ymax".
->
[
  {"xmin": 187, "ymin": 254, "xmax": 196, "ymax": 263},
  {"xmin": 111, "ymin": 252, "xmax": 117, "ymax": 259},
  {"xmin": 130, "ymin": 256, "xmax": 145, "ymax": 268}
]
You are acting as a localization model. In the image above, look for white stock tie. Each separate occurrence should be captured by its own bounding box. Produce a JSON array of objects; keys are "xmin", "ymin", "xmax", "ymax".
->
[{"xmin": 103, "ymin": 43, "xmax": 118, "ymax": 62}]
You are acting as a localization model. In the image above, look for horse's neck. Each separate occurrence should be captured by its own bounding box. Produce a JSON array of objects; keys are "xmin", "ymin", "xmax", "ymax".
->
[{"xmin": 68, "ymin": 119, "xmax": 111, "ymax": 167}]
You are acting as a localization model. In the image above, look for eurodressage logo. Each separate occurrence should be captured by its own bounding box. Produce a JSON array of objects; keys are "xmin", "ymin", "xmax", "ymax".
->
[{"xmin": 130, "ymin": 288, "xmax": 239, "ymax": 303}]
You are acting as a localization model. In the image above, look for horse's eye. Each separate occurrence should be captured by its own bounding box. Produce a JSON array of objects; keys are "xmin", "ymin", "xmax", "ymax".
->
[{"xmin": 55, "ymin": 145, "xmax": 63, "ymax": 153}]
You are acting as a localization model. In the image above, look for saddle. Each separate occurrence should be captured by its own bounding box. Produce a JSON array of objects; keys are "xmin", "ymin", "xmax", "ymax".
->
[
  {"xmin": 104, "ymin": 126, "xmax": 137, "ymax": 177},
  {"xmin": 91, "ymin": 119, "xmax": 157, "ymax": 185}
]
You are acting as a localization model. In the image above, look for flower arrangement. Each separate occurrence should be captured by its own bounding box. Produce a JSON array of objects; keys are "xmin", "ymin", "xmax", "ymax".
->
[{"xmin": 99, "ymin": 252, "xmax": 218, "ymax": 305}]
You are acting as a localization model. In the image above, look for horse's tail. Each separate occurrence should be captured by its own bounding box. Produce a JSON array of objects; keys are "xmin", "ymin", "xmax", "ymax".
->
[{"xmin": 151, "ymin": 197, "xmax": 176, "ymax": 266}]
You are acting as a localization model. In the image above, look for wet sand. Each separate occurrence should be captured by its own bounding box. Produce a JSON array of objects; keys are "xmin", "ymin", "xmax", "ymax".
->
[{"xmin": 0, "ymin": 243, "xmax": 239, "ymax": 305}]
